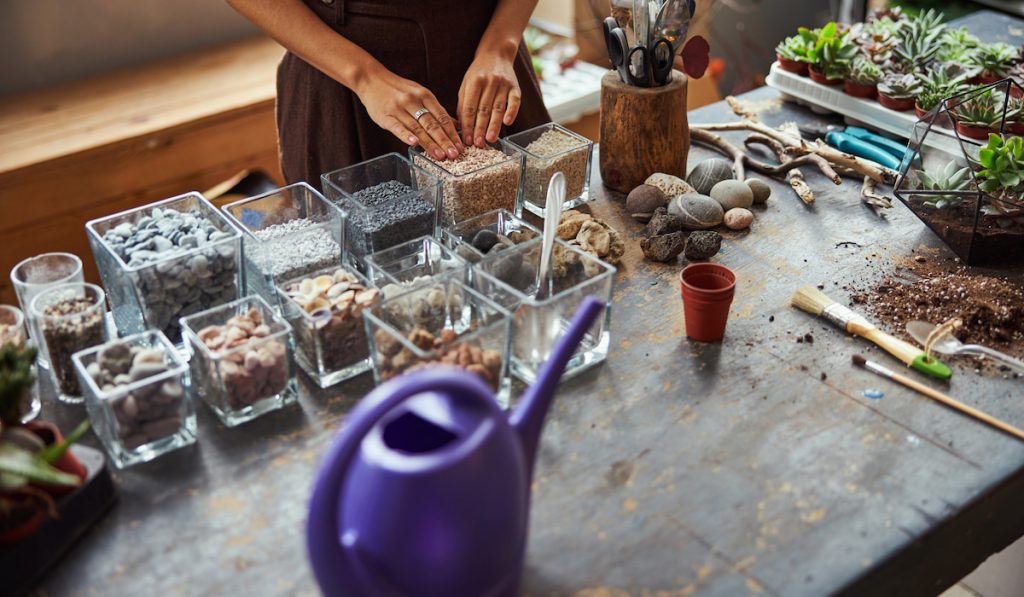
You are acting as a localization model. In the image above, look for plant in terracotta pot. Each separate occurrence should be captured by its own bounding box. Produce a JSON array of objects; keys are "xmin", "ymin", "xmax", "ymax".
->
[
  {"xmin": 877, "ymin": 73, "xmax": 921, "ymax": 111},
  {"xmin": 851, "ymin": 17, "xmax": 900, "ymax": 65},
  {"xmin": 1007, "ymin": 97, "xmax": 1024, "ymax": 135},
  {"xmin": 968, "ymin": 42, "xmax": 1019, "ymax": 84},
  {"xmin": 844, "ymin": 57, "xmax": 882, "ymax": 98},
  {"xmin": 914, "ymin": 160, "xmax": 972, "ymax": 210},
  {"xmin": 915, "ymin": 65, "xmax": 970, "ymax": 118},
  {"xmin": 775, "ymin": 28, "xmax": 815, "ymax": 75},
  {"xmin": 951, "ymin": 91, "xmax": 1001, "ymax": 140},
  {"xmin": 807, "ymin": 22, "xmax": 858, "ymax": 85},
  {"xmin": 892, "ymin": 9, "xmax": 945, "ymax": 72},
  {"xmin": 938, "ymin": 26, "xmax": 981, "ymax": 64}
]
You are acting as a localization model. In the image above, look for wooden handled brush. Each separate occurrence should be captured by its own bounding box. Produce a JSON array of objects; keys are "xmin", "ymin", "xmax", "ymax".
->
[{"xmin": 791, "ymin": 286, "xmax": 951, "ymax": 381}]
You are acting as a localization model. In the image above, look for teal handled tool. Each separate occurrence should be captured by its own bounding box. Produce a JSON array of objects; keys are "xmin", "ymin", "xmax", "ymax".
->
[{"xmin": 798, "ymin": 124, "xmax": 915, "ymax": 171}]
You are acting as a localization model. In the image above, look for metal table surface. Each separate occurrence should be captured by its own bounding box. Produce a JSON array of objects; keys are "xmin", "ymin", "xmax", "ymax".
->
[{"xmin": 37, "ymin": 14, "xmax": 1024, "ymax": 596}]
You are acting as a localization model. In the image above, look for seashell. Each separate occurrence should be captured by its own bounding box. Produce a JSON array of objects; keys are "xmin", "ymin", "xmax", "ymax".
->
[
  {"xmin": 327, "ymin": 282, "xmax": 351, "ymax": 298},
  {"xmin": 307, "ymin": 297, "xmax": 330, "ymax": 312},
  {"xmin": 252, "ymin": 324, "xmax": 271, "ymax": 337},
  {"xmin": 334, "ymin": 268, "xmax": 356, "ymax": 283},
  {"xmin": 299, "ymin": 278, "xmax": 316, "ymax": 296},
  {"xmin": 313, "ymin": 275, "xmax": 334, "ymax": 293},
  {"xmin": 355, "ymin": 288, "xmax": 380, "ymax": 306},
  {"xmin": 310, "ymin": 308, "xmax": 332, "ymax": 329}
]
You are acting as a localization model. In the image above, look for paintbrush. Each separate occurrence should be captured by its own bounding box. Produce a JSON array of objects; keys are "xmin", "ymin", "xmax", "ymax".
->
[
  {"xmin": 852, "ymin": 355, "xmax": 1024, "ymax": 441},
  {"xmin": 791, "ymin": 286, "xmax": 951, "ymax": 380}
]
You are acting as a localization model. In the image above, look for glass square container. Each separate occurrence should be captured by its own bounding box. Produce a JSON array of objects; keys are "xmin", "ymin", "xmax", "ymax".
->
[
  {"xmin": 10, "ymin": 252, "xmax": 84, "ymax": 371},
  {"xmin": 472, "ymin": 237, "xmax": 615, "ymax": 384},
  {"xmin": 440, "ymin": 208, "xmax": 541, "ymax": 263},
  {"xmin": 180, "ymin": 295, "xmax": 296, "ymax": 427},
  {"xmin": 0, "ymin": 304, "xmax": 40, "ymax": 422},
  {"xmin": 363, "ymin": 276, "xmax": 513, "ymax": 406},
  {"xmin": 85, "ymin": 192, "xmax": 242, "ymax": 344},
  {"xmin": 409, "ymin": 141, "xmax": 524, "ymax": 226},
  {"xmin": 505, "ymin": 123, "xmax": 593, "ymax": 217},
  {"xmin": 277, "ymin": 264, "xmax": 378, "ymax": 388},
  {"xmin": 222, "ymin": 182, "xmax": 345, "ymax": 310},
  {"xmin": 30, "ymin": 282, "xmax": 109, "ymax": 404},
  {"xmin": 321, "ymin": 152, "xmax": 442, "ymax": 265},
  {"xmin": 363, "ymin": 236, "xmax": 470, "ymax": 292},
  {"xmin": 72, "ymin": 330, "xmax": 196, "ymax": 468}
]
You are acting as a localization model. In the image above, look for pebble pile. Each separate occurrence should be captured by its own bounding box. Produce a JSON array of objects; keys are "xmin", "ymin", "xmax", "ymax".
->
[
  {"xmin": 86, "ymin": 341, "xmax": 186, "ymax": 450},
  {"xmin": 41, "ymin": 298, "xmax": 106, "ymax": 396},
  {"xmin": 380, "ymin": 277, "xmax": 455, "ymax": 332},
  {"xmin": 414, "ymin": 146, "xmax": 521, "ymax": 223},
  {"xmin": 251, "ymin": 219, "xmax": 341, "ymax": 281},
  {"xmin": 348, "ymin": 180, "xmax": 436, "ymax": 257},
  {"xmin": 282, "ymin": 268, "xmax": 379, "ymax": 374},
  {"xmin": 196, "ymin": 309, "xmax": 288, "ymax": 411},
  {"xmin": 454, "ymin": 227, "xmax": 536, "ymax": 261},
  {"xmin": 101, "ymin": 207, "xmax": 238, "ymax": 340},
  {"xmin": 373, "ymin": 326, "xmax": 503, "ymax": 390},
  {"xmin": 520, "ymin": 129, "xmax": 589, "ymax": 206}
]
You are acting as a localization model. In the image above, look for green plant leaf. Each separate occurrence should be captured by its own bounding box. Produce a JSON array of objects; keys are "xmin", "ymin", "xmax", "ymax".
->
[
  {"xmin": 37, "ymin": 420, "xmax": 90, "ymax": 464},
  {"xmin": 822, "ymin": 22, "xmax": 837, "ymax": 40},
  {"xmin": 0, "ymin": 444, "xmax": 80, "ymax": 487}
]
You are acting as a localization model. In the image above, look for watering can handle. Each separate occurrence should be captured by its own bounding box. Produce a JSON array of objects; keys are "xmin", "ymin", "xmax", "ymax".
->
[{"xmin": 306, "ymin": 369, "xmax": 499, "ymax": 597}]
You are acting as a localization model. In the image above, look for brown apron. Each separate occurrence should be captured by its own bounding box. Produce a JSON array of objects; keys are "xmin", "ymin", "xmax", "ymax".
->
[{"xmin": 277, "ymin": 0, "xmax": 551, "ymax": 189}]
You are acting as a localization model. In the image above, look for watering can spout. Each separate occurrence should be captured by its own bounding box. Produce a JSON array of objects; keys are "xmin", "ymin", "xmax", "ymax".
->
[{"xmin": 510, "ymin": 296, "xmax": 606, "ymax": 478}]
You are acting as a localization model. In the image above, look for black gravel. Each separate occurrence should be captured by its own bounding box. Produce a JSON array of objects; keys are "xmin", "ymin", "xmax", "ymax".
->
[{"xmin": 348, "ymin": 181, "xmax": 436, "ymax": 258}]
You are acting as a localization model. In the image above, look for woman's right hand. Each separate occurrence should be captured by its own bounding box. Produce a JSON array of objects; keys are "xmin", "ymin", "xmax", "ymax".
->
[{"xmin": 355, "ymin": 65, "xmax": 464, "ymax": 160}]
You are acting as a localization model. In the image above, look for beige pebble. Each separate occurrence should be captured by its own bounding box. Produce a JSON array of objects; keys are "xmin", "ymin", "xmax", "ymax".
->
[{"xmin": 723, "ymin": 208, "xmax": 754, "ymax": 230}]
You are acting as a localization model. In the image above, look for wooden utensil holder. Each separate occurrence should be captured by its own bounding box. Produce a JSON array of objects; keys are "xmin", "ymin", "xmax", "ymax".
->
[{"xmin": 599, "ymin": 70, "xmax": 689, "ymax": 193}]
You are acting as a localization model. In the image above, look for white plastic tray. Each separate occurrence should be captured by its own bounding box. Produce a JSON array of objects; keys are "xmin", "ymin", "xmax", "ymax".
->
[{"xmin": 540, "ymin": 61, "xmax": 607, "ymax": 124}]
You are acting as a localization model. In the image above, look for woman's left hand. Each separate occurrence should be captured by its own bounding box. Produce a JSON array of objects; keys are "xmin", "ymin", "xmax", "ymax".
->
[{"xmin": 458, "ymin": 51, "xmax": 521, "ymax": 148}]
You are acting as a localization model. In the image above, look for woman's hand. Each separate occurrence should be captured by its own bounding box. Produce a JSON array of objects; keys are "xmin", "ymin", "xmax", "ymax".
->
[
  {"xmin": 355, "ymin": 66, "xmax": 463, "ymax": 160},
  {"xmin": 458, "ymin": 51, "xmax": 522, "ymax": 148}
]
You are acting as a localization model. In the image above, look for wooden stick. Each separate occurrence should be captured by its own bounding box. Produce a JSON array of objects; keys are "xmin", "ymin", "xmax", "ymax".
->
[
  {"xmin": 745, "ymin": 134, "xmax": 841, "ymax": 185},
  {"xmin": 743, "ymin": 134, "xmax": 816, "ymax": 204},
  {"xmin": 861, "ymin": 176, "xmax": 893, "ymax": 209}
]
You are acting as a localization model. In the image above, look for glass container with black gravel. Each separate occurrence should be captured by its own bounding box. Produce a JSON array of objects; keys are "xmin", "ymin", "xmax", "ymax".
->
[
  {"xmin": 222, "ymin": 182, "xmax": 344, "ymax": 310},
  {"xmin": 321, "ymin": 152, "xmax": 441, "ymax": 266},
  {"xmin": 30, "ymin": 282, "xmax": 109, "ymax": 404},
  {"xmin": 506, "ymin": 122, "xmax": 593, "ymax": 217},
  {"xmin": 441, "ymin": 208, "xmax": 541, "ymax": 263},
  {"xmin": 410, "ymin": 141, "xmax": 524, "ymax": 226},
  {"xmin": 86, "ymin": 192, "xmax": 242, "ymax": 344}
]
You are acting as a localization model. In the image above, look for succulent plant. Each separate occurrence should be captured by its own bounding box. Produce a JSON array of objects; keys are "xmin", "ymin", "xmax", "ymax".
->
[
  {"xmin": 914, "ymin": 160, "xmax": 971, "ymax": 209},
  {"xmin": 977, "ymin": 133, "xmax": 1024, "ymax": 196},
  {"xmin": 776, "ymin": 28, "xmax": 816, "ymax": 63},
  {"xmin": 938, "ymin": 26, "xmax": 980, "ymax": 63},
  {"xmin": 847, "ymin": 57, "xmax": 882, "ymax": 85},
  {"xmin": 878, "ymin": 73, "xmax": 922, "ymax": 99},
  {"xmin": 0, "ymin": 343, "xmax": 37, "ymax": 428},
  {"xmin": 808, "ymin": 22, "xmax": 859, "ymax": 79},
  {"xmin": 952, "ymin": 90, "xmax": 1002, "ymax": 128},
  {"xmin": 893, "ymin": 9, "xmax": 945, "ymax": 70},
  {"xmin": 917, "ymin": 63, "xmax": 970, "ymax": 93},
  {"xmin": 969, "ymin": 42, "xmax": 1020, "ymax": 79},
  {"xmin": 916, "ymin": 89, "xmax": 946, "ymax": 112},
  {"xmin": 852, "ymin": 17, "xmax": 900, "ymax": 62}
]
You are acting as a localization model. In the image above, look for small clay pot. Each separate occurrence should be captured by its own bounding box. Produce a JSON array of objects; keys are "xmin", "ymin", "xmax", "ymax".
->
[
  {"xmin": 776, "ymin": 55, "xmax": 809, "ymax": 76},
  {"xmin": 878, "ymin": 93, "xmax": 915, "ymax": 111},
  {"xmin": 680, "ymin": 263, "xmax": 736, "ymax": 342},
  {"xmin": 844, "ymin": 80, "xmax": 877, "ymax": 98},
  {"xmin": 977, "ymin": 73, "xmax": 1004, "ymax": 85},
  {"xmin": 808, "ymin": 65, "xmax": 841, "ymax": 86},
  {"xmin": 955, "ymin": 121, "xmax": 996, "ymax": 140},
  {"xmin": 1009, "ymin": 122, "xmax": 1024, "ymax": 136},
  {"xmin": 0, "ymin": 494, "xmax": 46, "ymax": 545},
  {"xmin": 24, "ymin": 420, "xmax": 87, "ymax": 496}
]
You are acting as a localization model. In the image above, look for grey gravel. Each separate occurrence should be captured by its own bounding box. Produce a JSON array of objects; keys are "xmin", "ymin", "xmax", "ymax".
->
[{"xmin": 348, "ymin": 181, "xmax": 436, "ymax": 258}]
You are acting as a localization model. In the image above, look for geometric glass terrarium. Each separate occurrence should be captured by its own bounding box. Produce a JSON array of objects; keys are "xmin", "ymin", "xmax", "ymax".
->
[{"xmin": 894, "ymin": 79, "xmax": 1024, "ymax": 265}]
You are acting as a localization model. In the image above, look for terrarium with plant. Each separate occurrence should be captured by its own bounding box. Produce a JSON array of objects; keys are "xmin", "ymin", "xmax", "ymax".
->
[{"xmin": 895, "ymin": 79, "xmax": 1024, "ymax": 264}]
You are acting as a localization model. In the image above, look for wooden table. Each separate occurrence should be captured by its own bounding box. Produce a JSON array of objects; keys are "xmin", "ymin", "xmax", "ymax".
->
[{"xmin": 35, "ymin": 13, "xmax": 1024, "ymax": 596}]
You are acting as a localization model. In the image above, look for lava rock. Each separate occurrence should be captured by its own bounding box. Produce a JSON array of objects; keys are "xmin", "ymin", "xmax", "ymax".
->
[
  {"xmin": 747, "ymin": 179, "xmax": 771, "ymax": 204},
  {"xmin": 641, "ymin": 232, "xmax": 687, "ymax": 262},
  {"xmin": 724, "ymin": 208, "xmax": 754, "ymax": 230},
  {"xmin": 626, "ymin": 185, "xmax": 668, "ymax": 221},
  {"xmin": 668, "ymin": 193, "xmax": 724, "ymax": 230},
  {"xmin": 644, "ymin": 173, "xmax": 695, "ymax": 198},
  {"xmin": 645, "ymin": 213, "xmax": 684, "ymax": 237},
  {"xmin": 685, "ymin": 231, "xmax": 723, "ymax": 261},
  {"xmin": 687, "ymin": 159, "xmax": 735, "ymax": 195},
  {"xmin": 710, "ymin": 180, "xmax": 754, "ymax": 210}
]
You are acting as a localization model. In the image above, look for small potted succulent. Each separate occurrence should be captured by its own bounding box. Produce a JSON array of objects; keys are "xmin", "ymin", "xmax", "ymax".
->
[
  {"xmin": 892, "ymin": 9, "xmax": 944, "ymax": 72},
  {"xmin": 951, "ymin": 90, "xmax": 1001, "ymax": 140},
  {"xmin": 969, "ymin": 42, "xmax": 1019, "ymax": 84},
  {"xmin": 938, "ymin": 26, "xmax": 980, "ymax": 64},
  {"xmin": 915, "ymin": 65, "xmax": 970, "ymax": 119},
  {"xmin": 851, "ymin": 17, "xmax": 900, "ymax": 65},
  {"xmin": 877, "ymin": 73, "xmax": 921, "ymax": 111},
  {"xmin": 844, "ymin": 57, "xmax": 882, "ymax": 98},
  {"xmin": 775, "ymin": 28, "xmax": 815, "ymax": 75},
  {"xmin": 914, "ymin": 161, "xmax": 971, "ymax": 210},
  {"xmin": 807, "ymin": 23, "xmax": 858, "ymax": 85},
  {"xmin": 1007, "ymin": 96, "xmax": 1024, "ymax": 135}
]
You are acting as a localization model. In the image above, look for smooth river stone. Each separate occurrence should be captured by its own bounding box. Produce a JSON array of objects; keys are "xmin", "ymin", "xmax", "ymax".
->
[
  {"xmin": 710, "ymin": 180, "xmax": 754, "ymax": 210},
  {"xmin": 687, "ymin": 158, "xmax": 735, "ymax": 195},
  {"xmin": 668, "ymin": 193, "xmax": 724, "ymax": 230},
  {"xmin": 644, "ymin": 173, "xmax": 695, "ymax": 198},
  {"xmin": 747, "ymin": 179, "xmax": 772, "ymax": 204},
  {"xmin": 724, "ymin": 208, "xmax": 754, "ymax": 230},
  {"xmin": 626, "ymin": 184, "xmax": 668, "ymax": 220}
]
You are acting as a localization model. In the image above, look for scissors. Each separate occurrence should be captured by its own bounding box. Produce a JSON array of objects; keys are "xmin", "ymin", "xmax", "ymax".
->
[{"xmin": 603, "ymin": 17, "xmax": 674, "ymax": 87}]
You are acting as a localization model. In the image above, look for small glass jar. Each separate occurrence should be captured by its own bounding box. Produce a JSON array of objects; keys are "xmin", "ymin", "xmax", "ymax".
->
[
  {"xmin": 73, "ymin": 330, "xmax": 196, "ymax": 468},
  {"xmin": 440, "ymin": 208, "xmax": 541, "ymax": 263},
  {"xmin": 409, "ymin": 141, "xmax": 524, "ymax": 226},
  {"xmin": 222, "ymin": 182, "xmax": 345, "ymax": 310},
  {"xmin": 85, "ymin": 192, "xmax": 242, "ymax": 344},
  {"xmin": 0, "ymin": 304, "xmax": 40, "ymax": 422},
  {"xmin": 363, "ymin": 236, "xmax": 470, "ymax": 292},
  {"xmin": 9, "ymin": 252, "xmax": 84, "ymax": 370},
  {"xmin": 30, "ymin": 283, "xmax": 109, "ymax": 404},
  {"xmin": 363, "ymin": 276, "xmax": 512, "ymax": 406},
  {"xmin": 321, "ymin": 152, "xmax": 442, "ymax": 265},
  {"xmin": 505, "ymin": 123, "xmax": 594, "ymax": 217},
  {"xmin": 472, "ymin": 237, "xmax": 615, "ymax": 384},
  {"xmin": 278, "ymin": 265, "xmax": 378, "ymax": 388},
  {"xmin": 181, "ymin": 295, "xmax": 296, "ymax": 427}
]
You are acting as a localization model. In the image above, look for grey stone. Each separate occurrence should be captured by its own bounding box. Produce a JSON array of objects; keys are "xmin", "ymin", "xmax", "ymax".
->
[
  {"xmin": 710, "ymin": 180, "xmax": 754, "ymax": 210},
  {"xmin": 687, "ymin": 159, "xmax": 735, "ymax": 195},
  {"xmin": 668, "ymin": 193, "xmax": 724, "ymax": 230},
  {"xmin": 626, "ymin": 184, "xmax": 668, "ymax": 220},
  {"xmin": 747, "ymin": 179, "xmax": 772, "ymax": 204},
  {"xmin": 684, "ymin": 231, "xmax": 723, "ymax": 261},
  {"xmin": 98, "ymin": 342, "xmax": 134, "ymax": 375}
]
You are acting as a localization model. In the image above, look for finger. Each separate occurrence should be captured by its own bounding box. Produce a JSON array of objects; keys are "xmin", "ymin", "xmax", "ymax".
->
[
  {"xmin": 486, "ymin": 85, "xmax": 508, "ymax": 143},
  {"xmin": 474, "ymin": 79, "xmax": 499, "ymax": 148},
  {"xmin": 402, "ymin": 112, "xmax": 445, "ymax": 161},
  {"xmin": 418, "ymin": 111, "xmax": 459, "ymax": 160},
  {"xmin": 459, "ymin": 79, "xmax": 483, "ymax": 146},
  {"xmin": 422, "ymin": 95, "xmax": 463, "ymax": 156},
  {"xmin": 504, "ymin": 87, "xmax": 521, "ymax": 126},
  {"xmin": 383, "ymin": 115, "xmax": 419, "ymax": 146}
]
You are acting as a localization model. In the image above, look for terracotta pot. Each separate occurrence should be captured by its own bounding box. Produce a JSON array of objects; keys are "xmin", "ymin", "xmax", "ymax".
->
[
  {"xmin": 1008, "ymin": 122, "xmax": 1024, "ymax": 136},
  {"xmin": 808, "ymin": 65, "xmax": 841, "ymax": 86},
  {"xmin": 0, "ymin": 494, "xmax": 46, "ymax": 544},
  {"xmin": 23, "ymin": 420, "xmax": 86, "ymax": 496},
  {"xmin": 878, "ymin": 93, "xmax": 915, "ymax": 111},
  {"xmin": 955, "ymin": 122, "xmax": 995, "ymax": 140},
  {"xmin": 680, "ymin": 263, "xmax": 737, "ymax": 342},
  {"xmin": 776, "ymin": 55, "xmax": 809, "ymax": 76},
  {"xmin": 977, "ymin": 73, "xmax": 1004, "ymax": 85},
  {"xmin": 843, "ymin": 80, "xmax": 877, "ymax": 98}
]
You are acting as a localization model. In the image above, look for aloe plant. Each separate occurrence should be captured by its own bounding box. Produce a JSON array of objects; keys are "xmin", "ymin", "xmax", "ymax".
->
[
  {"xmin": 893, "ymin": 9, "xmax": 945, "ymax": 70},
  {"xmin": 0, "ymin": 343, "xmax": 36, "ymax": 428},
  {"xmin": 878, "ymin": 73, "xmax": 921, "ymax": 99},
  {"xmin": 807, "ymin": 23, "xmax": 859, "ymax": 79},
  {"xmin": 915, "ymin": 161, "xmax": 971, "ymax": 209},
  {"xmin": 776, "ymin": 29, "xmax": 816, "ymax": 63},
  {"xmin": 847, "ymin": 57, "xmax": 882, "ymax": 85},
  {"xmin": 969, "ymin": 42, "xmax": 1019, "ymax": 79}
]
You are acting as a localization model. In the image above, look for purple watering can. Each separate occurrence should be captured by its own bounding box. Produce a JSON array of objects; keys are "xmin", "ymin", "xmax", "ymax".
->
[{"xmin": 307, "ymin": 297, "xmax": 607, "ymax": 597}]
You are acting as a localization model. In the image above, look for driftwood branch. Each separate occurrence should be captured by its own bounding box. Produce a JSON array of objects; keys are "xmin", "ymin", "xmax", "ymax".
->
[
  {"xmin": 743, "ymin": 134, "xmax": 815, "ymax": 204},
  {"xmin": 861, "ymin": 176, "xmax": 893, "ymax": 209},
  {"xmin": 744, "ymin": 134, "xmax": 841, "ymax": 185}
]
